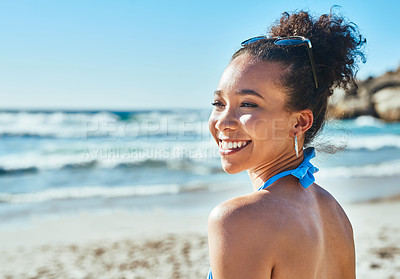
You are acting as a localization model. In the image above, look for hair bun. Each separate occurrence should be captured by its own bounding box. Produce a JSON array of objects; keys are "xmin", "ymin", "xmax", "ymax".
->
[{"xmin": 270, "ymin": 9, "xmax": 366, "ymax": 94}]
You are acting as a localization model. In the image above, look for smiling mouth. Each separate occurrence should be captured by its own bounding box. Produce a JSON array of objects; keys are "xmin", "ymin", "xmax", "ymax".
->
[{"xmin": 218, "ymin": 140, "xmax": 252, "ymax": 154}]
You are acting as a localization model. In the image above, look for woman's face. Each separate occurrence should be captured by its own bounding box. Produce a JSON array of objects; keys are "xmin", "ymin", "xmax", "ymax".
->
[{"xmin": 209, "ymin": 53, "xmax": 297, "ymax": 174}]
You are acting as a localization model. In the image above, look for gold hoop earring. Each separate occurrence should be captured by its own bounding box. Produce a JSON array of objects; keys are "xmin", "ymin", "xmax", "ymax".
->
[{"xmin": 294, "ymin": 134, "xmax": 299, "ymax": 157}]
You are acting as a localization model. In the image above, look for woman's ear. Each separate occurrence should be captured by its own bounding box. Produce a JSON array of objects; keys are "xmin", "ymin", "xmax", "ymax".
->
[{"xmin": 290, "ymin": 109, "xmax": 314, "ymax": 137}]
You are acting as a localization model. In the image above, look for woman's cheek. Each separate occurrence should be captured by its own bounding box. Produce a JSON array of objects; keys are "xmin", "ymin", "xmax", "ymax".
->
[{"xmin": 239, "ymin": 113, "xmax": 270, "ymax": 141}]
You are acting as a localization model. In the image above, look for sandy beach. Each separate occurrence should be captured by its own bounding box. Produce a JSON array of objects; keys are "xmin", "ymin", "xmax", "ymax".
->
[
  {"xmin": 347, "ymin": 198, "xmax": 400, "ymax": 278},
  {"xmin": 0, "ymin": 210, "xmax": 210, "ymax": 279},
  {"xmin": 0, "ymin": 199, "xmax": 399, "ymax": 279}
]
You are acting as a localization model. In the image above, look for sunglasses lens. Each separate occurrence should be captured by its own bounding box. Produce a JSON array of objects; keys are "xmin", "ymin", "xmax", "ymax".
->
[
  {"xmin": 241, "ymin": 36, "xmax": 269, "ymax": 46},
  {"xmin": 275, "ymin": 38, "xmax": 304, "ymax": 46}
]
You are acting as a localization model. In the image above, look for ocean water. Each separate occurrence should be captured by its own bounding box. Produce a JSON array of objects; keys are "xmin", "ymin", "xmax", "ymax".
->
[{"xmin": 0, "ymin": 110, "xmax": 399, "ymax": 227}]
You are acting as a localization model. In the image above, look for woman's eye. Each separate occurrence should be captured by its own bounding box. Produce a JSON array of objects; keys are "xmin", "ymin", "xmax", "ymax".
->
[
  {"xmin": 211, "ymin": 101, "xmax": 225, "ymax": 108},
  {"xmin": 241, "ymin": 102, "xmax": 258, "ymax": 108}
]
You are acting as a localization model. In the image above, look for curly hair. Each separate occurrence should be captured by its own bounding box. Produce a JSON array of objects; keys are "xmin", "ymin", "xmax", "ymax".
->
[{"xmin": 231, "ymin": 9, "xmax": 366, "ymax": 146}]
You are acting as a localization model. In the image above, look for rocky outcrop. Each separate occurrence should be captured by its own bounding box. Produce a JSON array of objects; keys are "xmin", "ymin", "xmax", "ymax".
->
[
  {"xmin": 328, "ymin": 66, "xmax": 400, "ymax": 122},
  {"xmin": 373, "ymin": 87, "xmax": 400, "ymax": 121}
]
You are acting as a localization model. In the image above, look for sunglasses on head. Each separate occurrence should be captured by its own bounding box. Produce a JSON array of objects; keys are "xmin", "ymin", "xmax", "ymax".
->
[{"xmin": 241, "ymin": 36, "xmax": 318, "ymax": 89}]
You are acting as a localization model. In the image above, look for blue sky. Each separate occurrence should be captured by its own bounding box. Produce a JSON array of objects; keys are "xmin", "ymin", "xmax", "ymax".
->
[{"xmin": 0, "ymin": 0, "xmax": 399, "ymax": 110}]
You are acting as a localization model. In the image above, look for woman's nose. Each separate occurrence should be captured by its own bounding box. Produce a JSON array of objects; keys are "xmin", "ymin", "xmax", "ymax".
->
[{"xmin": 214, "ymin": 108, "xmax": 239, "ymax": 132}]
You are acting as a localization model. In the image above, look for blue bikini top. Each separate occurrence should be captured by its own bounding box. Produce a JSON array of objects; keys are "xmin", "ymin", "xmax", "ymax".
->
[{"xmin": 207, "ymin": 147, "xmax": 319, "ymax": 279}]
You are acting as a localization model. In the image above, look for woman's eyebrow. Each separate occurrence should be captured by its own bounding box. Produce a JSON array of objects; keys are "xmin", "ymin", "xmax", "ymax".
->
[
  {"xmin": 236, "ymin": 89, "xmax": 265, "ymax": 99},
  {"xmin": 214, "ymin": 89, "xmax": 264, "ymax": 99},
  {"xmin": 213, "ymin": 90, "xmax": 223, "ymax": 97}
]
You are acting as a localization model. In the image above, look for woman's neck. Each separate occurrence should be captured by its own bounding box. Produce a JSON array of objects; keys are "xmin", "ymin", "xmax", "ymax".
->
[{"xmin": 247, "ymin": 148, "xmax": 305, "ymax": 191}]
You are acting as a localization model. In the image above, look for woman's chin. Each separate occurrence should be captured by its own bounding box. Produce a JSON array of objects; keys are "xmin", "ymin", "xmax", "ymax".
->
[{"xmin": 221, "ymin": 162, "xmax": 243, "ymax": 174}]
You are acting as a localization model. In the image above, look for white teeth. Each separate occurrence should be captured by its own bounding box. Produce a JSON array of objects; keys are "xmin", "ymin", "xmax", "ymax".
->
[{"xmin": 219, "ymin": 140, "xmax": 250, "ymax": 150}]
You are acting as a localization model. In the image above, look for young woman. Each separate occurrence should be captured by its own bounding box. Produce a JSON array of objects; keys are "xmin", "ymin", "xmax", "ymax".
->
[{"xmin": 207, "ymin": 10, "xmax": 365, "ymax": 278}]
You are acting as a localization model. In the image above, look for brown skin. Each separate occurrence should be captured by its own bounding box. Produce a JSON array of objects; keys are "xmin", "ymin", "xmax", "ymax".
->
[{"xmin": 208, "ymin": 54, "xmax": 355, "ymax": 278}]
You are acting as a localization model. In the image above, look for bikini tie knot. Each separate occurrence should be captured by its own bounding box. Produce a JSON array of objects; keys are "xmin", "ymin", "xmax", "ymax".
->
[
  {"xmin": 257, "ymin": 147, "xmax": 319, "ymax": 191},
  {"xmin": 291, "ymin": 147, "xmax": 319, "ymax": 188}
]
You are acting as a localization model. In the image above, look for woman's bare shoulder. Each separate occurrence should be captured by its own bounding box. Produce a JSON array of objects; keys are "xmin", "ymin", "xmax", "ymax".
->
[
  {"xmin": 208, "ymin": 191, "xmax": 295, "ymax": 245},
  {"xmin": 311, "ymin": 183, "xmax": 354, "ymax": 233},
  {"xmin": 207, "ymin": 193, "xmax": 282, "ymax": 278}
]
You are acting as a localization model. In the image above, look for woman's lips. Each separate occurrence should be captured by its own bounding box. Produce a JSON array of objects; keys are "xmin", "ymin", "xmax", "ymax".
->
[{"xmin": 218, "ymin": 140, "xmax": 252, "ymax": 155}]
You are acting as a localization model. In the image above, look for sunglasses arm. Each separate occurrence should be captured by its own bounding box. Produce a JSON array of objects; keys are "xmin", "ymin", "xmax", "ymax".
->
[{"xmin": 307, "ymin": 48, "xmax": 319, "ymax": 89}]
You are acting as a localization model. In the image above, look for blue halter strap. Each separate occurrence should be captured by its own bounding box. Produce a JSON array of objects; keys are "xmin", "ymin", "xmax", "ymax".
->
[{"xmin": 258, "ymin": 147, "xmax": 319, "ymax": 191}]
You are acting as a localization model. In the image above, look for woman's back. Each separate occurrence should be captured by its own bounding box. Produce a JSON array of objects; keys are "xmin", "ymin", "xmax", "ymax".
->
[
  {"xmin": 208, "ymin": 178, "xmax": 355, "ymax": 279},
  {"xmin": 266, "ymin": 182, "xmax": 355, "ymax": 278}
]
